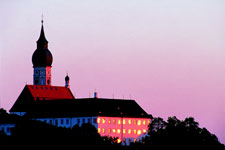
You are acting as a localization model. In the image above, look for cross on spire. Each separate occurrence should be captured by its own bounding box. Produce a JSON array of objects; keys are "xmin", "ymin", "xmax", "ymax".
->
[{"xmin": 41, "ymin": 14, "xmax": 44, "ymax": 24}]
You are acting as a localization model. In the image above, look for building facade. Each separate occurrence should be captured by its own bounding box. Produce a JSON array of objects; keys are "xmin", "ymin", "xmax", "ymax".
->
[{"xmin": 8, "ymin": 21, "xmax": 152, "ymax": 144}]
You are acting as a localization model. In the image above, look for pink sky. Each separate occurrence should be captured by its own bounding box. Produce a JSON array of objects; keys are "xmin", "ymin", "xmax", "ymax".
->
[{"xmin": 1, "ymin": 0, "xmax": 225, "ymax": 144}]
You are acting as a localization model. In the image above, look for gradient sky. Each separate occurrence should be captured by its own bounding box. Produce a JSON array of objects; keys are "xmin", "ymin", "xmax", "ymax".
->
[{"xmin": 1, "ymin": 0, "xmax": 225, "ymax": 144}]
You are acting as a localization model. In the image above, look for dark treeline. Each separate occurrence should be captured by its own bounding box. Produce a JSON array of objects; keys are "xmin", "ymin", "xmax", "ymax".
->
[
  {"xmin": 0, "ymin": 108, "xmax": 225, "ymax": 150},
  {"xmin": 140, "ymin": 116, "xmax": 225, "ymax": 150}
]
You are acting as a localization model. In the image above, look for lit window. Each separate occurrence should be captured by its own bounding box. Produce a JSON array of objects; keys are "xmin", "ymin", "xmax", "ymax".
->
[
  {"xmin": 97, "ymin": 118, "xmax": 101, "ymax": 123},
  {"xmin": 128, "ymin": 120, "xmax": 131, "ymax": 125},
  {"xmin": 143, "ymin": 129, "xmax": 147, "ymax": 134},
  {"xmin": 128, "ymin": 129, "xmax": 131, "ymax": 134},
  {"xmin": 102, "ymin": 118, "xmax": 106, "ymax": 124},
  {"xmin": 112, "ymin": 129, "xmax": 116, "ymax": 133},
  {"xmin": 113, "ymin": 119, "xmax": 116, "ymax": 124},
  {"xmin": 134, "ymin": 129, "xmax": 137, "ymax": 134},
  {"xmin": 134, "ymin": 120, "xmax": 137, "ymax": 125},
  {"xmin": 143, "ymin": 120, "xmax": 146, "ymax": 125},
  {"xmin": 108, "ymin": 128, "xmax": 111, "ymax": 133},
  {"xmin": 118, "ymin": 120, "xmax": 121, "ymax": 124},
  {"xmin": 123, "ymin": 119, "xmax": 126, "ymax": 125},
  {"xmin": 102, "ymin": 128, "xmax": 105, "ymax": 133},
  {"xmin": 98, "ymin": 128, "xmax": 101, "ymax": 133},
  {"xmin": 117, "ymin": 139, "xmax": 121, "ymax": 143},
  {"xmin": 108, "ymin": 119, "xmax": 111, "ymax": 124},
  {"xmin": 137, "ymin": 130, "xmax": 142, "ymax": 135},
  {"xmin": 137, "ymin": 120, "xmax": 141, "ymax": 126},
  {"xmin": 148, "ymin": 120, "xmax": 151, "ymax": 125},
  {"xmin": 123, "ymin": 129, "xmax": 126, "ymax": 134},
  {"xmin": 117, "ymin": 129, "xmax": 121, "ymax": 134}
]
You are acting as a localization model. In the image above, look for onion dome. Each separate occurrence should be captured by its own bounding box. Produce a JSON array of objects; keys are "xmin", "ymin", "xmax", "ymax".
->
[{"xmin": 32, "ymin": 22, "xmax": 53, "ymax": 67}]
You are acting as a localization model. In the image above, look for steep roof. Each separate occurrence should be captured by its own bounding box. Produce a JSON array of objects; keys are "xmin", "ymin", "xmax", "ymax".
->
[
  {"xmin": 25, "ymin": 98, "xmax": 152, "ymax": 119},
  {"xmin": 10, "ymin": 85, "xmax": 74, "ymax": 112},
  {"xmin": 26, "ymin": 85, "xmax": 74, "ymax": 100}
]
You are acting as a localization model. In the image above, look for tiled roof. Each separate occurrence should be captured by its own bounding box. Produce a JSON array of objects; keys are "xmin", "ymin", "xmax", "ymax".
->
[
  {"xmin": 26, "ymin": 85, "xmax": 74, "ymax": 100},
  {"xmin": 10, "ymin": 85, "xmax": 74, "ymax": 112}
]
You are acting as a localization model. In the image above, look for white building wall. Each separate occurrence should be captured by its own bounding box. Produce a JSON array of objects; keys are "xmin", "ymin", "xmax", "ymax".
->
[
  {"xmin": 10, "ymin": 112, "xmax": 26, "ymax": 116},
  {"xmin": 36, "ymin": 116, "xmax": 98, "ymax": 129},
  {"xmin": 0, "ymin": 124, "xmax": 15, "ymax": 136}
]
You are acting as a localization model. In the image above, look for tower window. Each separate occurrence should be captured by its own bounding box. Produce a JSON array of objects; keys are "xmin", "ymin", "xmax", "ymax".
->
[
  {"xmin": 35, "ymin": 80, "xmax": 38, "ymax": 85},
  {"xmin": 47, "ymin": 80, "xmax": 50, "ymax": 85}
]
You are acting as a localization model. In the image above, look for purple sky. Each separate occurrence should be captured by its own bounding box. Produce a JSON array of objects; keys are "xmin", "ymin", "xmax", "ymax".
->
[{"xmin": 1, "ymin": 0, "xmax": 225, "ymax": 144}]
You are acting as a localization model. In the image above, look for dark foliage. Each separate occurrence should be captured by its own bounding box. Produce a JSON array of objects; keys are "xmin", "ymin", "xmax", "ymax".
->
[
  {"xmin": 0, "ymin": 108, "xmax": 224, "ymax": 150},
  {"xmin": 142, "ymin": 116, "xmax": 225, "ymax": 150},
  {"xmin": 0, "ymin": 116, "xmax": 121, "ymax": 149}
]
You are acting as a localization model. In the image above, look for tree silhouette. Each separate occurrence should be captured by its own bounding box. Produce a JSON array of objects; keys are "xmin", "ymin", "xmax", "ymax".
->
[
  {"xmin": 1, "ymin": 109, "xmax": 224, "ymax": 150},
  {"xmin": 144, "ymin": 116, "xmax": 225, "ymax": 150}
]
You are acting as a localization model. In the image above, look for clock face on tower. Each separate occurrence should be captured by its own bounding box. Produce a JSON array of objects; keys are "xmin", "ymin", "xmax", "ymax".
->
[{"xmin": 40, "ymin": 71, "xmax": 44, "ymax": 75}]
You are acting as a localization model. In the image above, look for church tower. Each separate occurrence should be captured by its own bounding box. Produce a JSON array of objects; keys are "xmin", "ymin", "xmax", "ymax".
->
[{"xmin": 32, "ymin": 20, "xmax": 53, "ymax": 85}]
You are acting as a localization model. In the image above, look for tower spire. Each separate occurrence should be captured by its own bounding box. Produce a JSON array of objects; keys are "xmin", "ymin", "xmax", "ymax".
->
[
  {"xmin": 37, "ymin": 17, "xmax": 48, "ymax": 49},
  {"xmin": 65, "ymin": 73, "xmax": 70, "ymax": 88},
  {"xmin": 41, "ymin": 14, "xmax": 44, "ymax": 24},
  {"xmin": 32, "ymin": 19, "xmax": 53, "ymax": 86}
]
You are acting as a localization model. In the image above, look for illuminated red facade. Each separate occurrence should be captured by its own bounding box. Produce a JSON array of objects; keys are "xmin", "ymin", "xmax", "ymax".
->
[{"xmin": 97, "ymin": 117, "xmax": 150, "ymax": 143}]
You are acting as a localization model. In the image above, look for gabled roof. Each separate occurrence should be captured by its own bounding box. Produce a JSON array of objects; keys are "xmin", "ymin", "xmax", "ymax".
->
[
  {"xmin": 25, "ymin": 98, "xmax": 152, "ymax": 119},
  {"xmin": 10, "ymin": 85, "xmax": 74, "ymax": 112},
  {"xmin": 26, "ymin": 85, "xmax": 74, "ymax": 100}
]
